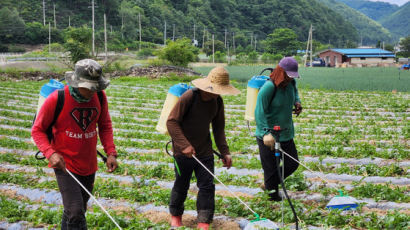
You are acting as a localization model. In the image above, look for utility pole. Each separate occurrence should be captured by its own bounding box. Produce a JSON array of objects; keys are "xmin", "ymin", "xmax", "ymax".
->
[
  {"xmin": 232, "ymin": 32, "xmax": 235, "ymax": 54},
  {"xmin": 121, "ymin": 14, "xmax": 124, "ymax": 39},
  {"xmin": 254, "ymin": 35, "xmax": 257, "ymax": 50},
  {"xmin": 48, "ymin": 22, "xmax": 51, "ymax": 53},
  {"xmin": 69, "ymin": 16, "xmax": 71, "ymax": 27},
  {"xmin": 104, "ymin": 13, "xmax": 107, "ymax": 61},
  {"xmin": 304, "ymin": 24, "xmax": 313, "ymax": 67},
  {"xmin": 53, "ymin": 3, "xmax": 56, "ymax": 29},
  {"xmin": 43, "ymin": 0, "xmax": 46, "ymax": 26},
  {"xmin": 212, "ymin": 34, "xmax": 215, "ymax": 63},
  {"xmin": 310, "ymin": 25, "xmax": 313, "ymax": 68},
  {"xmin": 227, "ymin": 41, "xmax": 230, "ymax": 64},
  {"xmin": 110, "ymin": 25, "xmax": 113, "ymax": 33},
  {"xmin": 91, "ymin": 0, "xmax": 95, "ymax": 56},
  {"xmin": 164, "ymin": 20, "xmax": 167, "ymax": 46},
  {"xmin": 250, "ymin": 32, "xmax": 253, "ymax": 48},
  {"xmin": 172, "ymin": 24, "xmax": 175, "ymax": 41},
  {"xmin": 224, "ymin": 28, "xmax": 227, "ymax": 48},
  {"xmin": 202, "ymin": 27, "xmax": 206, "ymax": 49},
  {"xmin": 139, "ymin": 13, "xmax": 142, "ymax": 51},
  {"xmin": 193, "ymin": 23, "xmax": 196, "ymax": 42}
]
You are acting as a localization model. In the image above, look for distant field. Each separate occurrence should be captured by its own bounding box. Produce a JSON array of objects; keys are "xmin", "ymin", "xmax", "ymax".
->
[{"xmin": 193, "ymin": 66, "xmax": 410, "ymax": 92}]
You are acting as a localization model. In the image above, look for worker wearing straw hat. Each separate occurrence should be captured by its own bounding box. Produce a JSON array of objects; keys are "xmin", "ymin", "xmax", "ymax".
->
[{"xmin": 167, "ymin": 67, "xmax": 240, "ymax": 230}]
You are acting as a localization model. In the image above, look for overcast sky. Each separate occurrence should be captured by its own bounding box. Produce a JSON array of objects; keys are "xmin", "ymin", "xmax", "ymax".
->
[{"xmin": 367, "ymin": 0, "xmax": 409, "ymax": 6}]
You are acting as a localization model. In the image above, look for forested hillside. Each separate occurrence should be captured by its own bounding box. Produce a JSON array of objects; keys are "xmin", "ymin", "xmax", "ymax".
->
[
  {"xmin": 318, "ymin": 0, "xmax": 392, "ymax": 45},
  {"xmin": 336, "ymin": 0, "xmax": 399, "ymax": 21},
  {"xmin": 380, "ymin": 1, "xmax": 410, "ymax": 40},
  {"xmin": 0, "ymin": 0, "xmax": 359, "ymax": 46}
]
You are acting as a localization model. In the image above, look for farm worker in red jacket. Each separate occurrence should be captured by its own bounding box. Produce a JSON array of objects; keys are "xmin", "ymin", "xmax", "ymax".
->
[
  {"xmin": 255, "ymin": 57, "xmax": 302, "ymax": 201},
  {"xmin": 167, "ymin": 67, "xmax": 240, "ymax": 230},
  {"xmin": 32, "ymin": 59, "xmax": 118, "ymax": 230}
]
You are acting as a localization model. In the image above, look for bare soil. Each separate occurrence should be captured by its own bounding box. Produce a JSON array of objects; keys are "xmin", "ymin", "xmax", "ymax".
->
[{"xmin": 0, "ymin": 63, "xmax": 202, "ymax": 81}]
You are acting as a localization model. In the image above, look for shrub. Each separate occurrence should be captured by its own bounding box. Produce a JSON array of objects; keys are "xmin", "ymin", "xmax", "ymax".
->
[
  {"xmin": 261, "ymin": 53, "xmax": 275, "ymax": 64},
  {"xmin": 157, "ymin": 38, "xmax": 198, "ymax": 67},
  {"xmin": 209, "ymin": 51, "xmax": 226, "ymax": 63}
]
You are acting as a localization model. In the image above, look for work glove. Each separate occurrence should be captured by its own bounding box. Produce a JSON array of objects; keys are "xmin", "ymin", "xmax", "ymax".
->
[
  {"xmin": 294, "ymin": 102, "xmax": 303, "ymax": 117},
  {"xmin": 222, "ymin": 155, "xmax": 232, "ymax": 169},
  {"xmin": 49, "ymin": 152, "xmax": 67, "ymax": 173},
  {"xmin": 106, "ymin": 155, "xmax": 118, "ymax": 173},
  {"xmin": 182, "ymin": 145, "xmax": 196, "ymax": 158},
  {"xmin": 263, "ymin": 133, "xmax": 275, "ymax": 150}
]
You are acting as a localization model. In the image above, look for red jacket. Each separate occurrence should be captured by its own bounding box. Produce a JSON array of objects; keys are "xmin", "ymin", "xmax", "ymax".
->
[{"xmin": 31, "ymin": 86, "xmax": 117, "ymax": 176}]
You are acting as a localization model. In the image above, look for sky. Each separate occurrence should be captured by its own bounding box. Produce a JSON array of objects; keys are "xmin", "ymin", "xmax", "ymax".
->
[{"xmin": 367, "ymin": 0, "xmax": 409, "ymax": 6}]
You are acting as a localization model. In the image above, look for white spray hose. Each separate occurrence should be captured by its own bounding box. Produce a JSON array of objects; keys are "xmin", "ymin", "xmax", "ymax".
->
[
  {"xmin": 66, "ymin": 169, "xmax": 123, "ymax": 230},
  {"xmin": 192, "ymin": 155, "xmax": 259, "ymax": 218},
  {"xmin": 279, "ymin": 147, "xmax": 331, "ymax": 185}
]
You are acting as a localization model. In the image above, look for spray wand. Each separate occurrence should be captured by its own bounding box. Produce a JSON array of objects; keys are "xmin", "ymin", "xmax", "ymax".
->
[{"xmin": 264, "ymin": 126, "xmax": 298, "ymax": 229}]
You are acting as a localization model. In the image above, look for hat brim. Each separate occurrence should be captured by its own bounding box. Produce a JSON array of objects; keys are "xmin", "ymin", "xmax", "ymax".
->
[
  {"xmin": 192, "ymin": 78, "xmax": 240, "ymax": 95},
  {"xmin": 65, "ymin": 71, "xmax": 110, "ymax": 91},
  {"xmin": 286, "ymin": 71, "xmax": 300, "ymax": 78}
]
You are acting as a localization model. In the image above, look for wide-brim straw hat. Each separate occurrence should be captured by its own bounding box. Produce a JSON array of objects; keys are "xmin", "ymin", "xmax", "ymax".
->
[
  {"xmin": 192, "ymin": 66, "xmax": 240, "ymax": 95},
  {"xmin": 66, "ymin": 59, "xmax": 110, "ymax": 92}
]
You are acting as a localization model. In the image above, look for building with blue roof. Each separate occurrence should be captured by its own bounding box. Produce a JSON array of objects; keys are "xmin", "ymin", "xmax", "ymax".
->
[{"xmin": 318, "ymin": 48, "xmax": 395, "ymax": 67}]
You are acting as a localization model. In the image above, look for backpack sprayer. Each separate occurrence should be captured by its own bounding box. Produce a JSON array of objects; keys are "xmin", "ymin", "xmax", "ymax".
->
[
  {"xmin": 243, "ymin": 68, "xmax": 359, "ymax": 228},
  {"xmin": 157, "ymin": 83, "xmax": 279, "ymax": 229},
  {"xmin": 32, "ymin": 78, "xmax": 120, "ymax": 228}
]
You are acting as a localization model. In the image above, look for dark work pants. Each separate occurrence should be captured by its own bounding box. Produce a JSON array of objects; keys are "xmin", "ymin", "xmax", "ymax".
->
[
  {"xmin": 169, "ymin": 155, "xmax": 215, "ymax": 223},
  {"xmin": 257, "ymin": 138, "xmax": 299, "ymax": 193},
  {"xmin": 54, "ymin": 169, "xmax": 95, "ymax": 230}
]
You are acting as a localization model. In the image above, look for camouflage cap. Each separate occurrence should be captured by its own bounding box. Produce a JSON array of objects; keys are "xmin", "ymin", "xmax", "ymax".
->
[{"xmin": 65, "ymin": 59, "xmax": 109, "ymax": 91}]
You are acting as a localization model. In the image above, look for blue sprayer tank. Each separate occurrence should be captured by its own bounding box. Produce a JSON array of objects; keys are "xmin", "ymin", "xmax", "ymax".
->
[
  {"xmin": 35, "ymin": 79, "xmax": 65, "ymax": 115},
  {"xmin": 156, "ymin": 83, "xmax": 193, "ymax": 134},
  {"xmin": 32, "ymin": 79, "xmax": 65, "ymax": 144},
  {"xmin": 244, "ymin": 75, "xmax": 270, "ymax": 121}
]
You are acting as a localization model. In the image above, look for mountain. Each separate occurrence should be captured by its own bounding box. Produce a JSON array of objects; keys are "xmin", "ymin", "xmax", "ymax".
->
[
  {"xmin": 336, "ymin": 0, "xmax": 399, "ymax": 21},
  {"xmin": 380, "ymin": 1, "xmax": 410, "ymax": 40},
  {"xmin": 0, "ymin": 0, "xmax": 359, "ymax": 47},
  {"xmin": 317, "ymin": 0, "xmax": 392, "ymax": 45}
]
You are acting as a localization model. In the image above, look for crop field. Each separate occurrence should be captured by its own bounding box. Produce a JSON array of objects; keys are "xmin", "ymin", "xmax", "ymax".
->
[
  {"xmin": 0, "ymin": 75, "xmax": 409, "ymax": 229},
  {"xmin": 194, "ymin": 67, "xmax": 410, "ymax": 92}
]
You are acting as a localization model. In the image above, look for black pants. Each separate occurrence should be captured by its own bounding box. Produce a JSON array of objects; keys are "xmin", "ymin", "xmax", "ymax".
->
[
  {"xmin": 54, "ymin": 169, "xmax": 95, "ymax": 230},
  {"xmin": 257, "ymin": 138, "xmax": 299, "ymax": 193},
  {"xmin": 169, "ymin": 155, "xmax": 215, "ymax": 223}
]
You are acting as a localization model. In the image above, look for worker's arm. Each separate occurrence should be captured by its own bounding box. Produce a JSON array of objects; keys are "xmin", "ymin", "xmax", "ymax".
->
[
  {"xmin": 212, "ymin": 97, "xmax": 231, "ymax": 168},
  {"xmin": 97, "ymin": 91, "xmax": 117, "ymax": 158},
  {"xmin": 211, "ymin": 97, "xmax": 230, "ymax": 157},
  {"xmin": 97, "ymin": 91, "xmax": 118, "ymax": 172}
]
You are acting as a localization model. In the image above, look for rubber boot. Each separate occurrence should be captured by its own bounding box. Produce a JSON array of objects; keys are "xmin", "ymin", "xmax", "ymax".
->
[
  {"xmin": 171, "ymin": 215, "xmax": 182, "ymax": 227},
  {"xmin": 268, "ymin": 185, "xmax": 282, "ymax": 201},
  {"xmin": 197, "ymin": 223, "xmax": 210, "ymax": 230}
]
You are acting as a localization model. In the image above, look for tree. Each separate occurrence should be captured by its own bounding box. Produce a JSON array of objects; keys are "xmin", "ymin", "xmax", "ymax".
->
[
  {"xmin": 264, "ymin": 28, "xmax": 299, "ymax": 56},
  {"xmin": 119, "ymin": 0, "xmax": 143, "ymax": 41},
  {"xmin": 23, "ymin": 22, "xmax": 48, "ymax": 44},
  {"xmin": 63, "ymin": 26, "xmax": 92, "ymax": 64},
  {"xmin": 0, "ymin": 7, "xmax": 25, "ymax": 43},
  {"xmin": 158, "ymin": 38, "xmax": 199, "ymax": 67},
  {"xmin": 398, "ymin": 36, "xmax": 410, "ymax": 57},
  {"xmin": 203, "ymin": 40, "xmax": 224, "ymax": 56}
]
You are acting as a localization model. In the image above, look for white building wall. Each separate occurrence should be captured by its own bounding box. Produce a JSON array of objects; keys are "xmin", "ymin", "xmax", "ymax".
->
[{"xmin": 350, "ymin": 57, "xmax": 394, "ymax": 64}]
